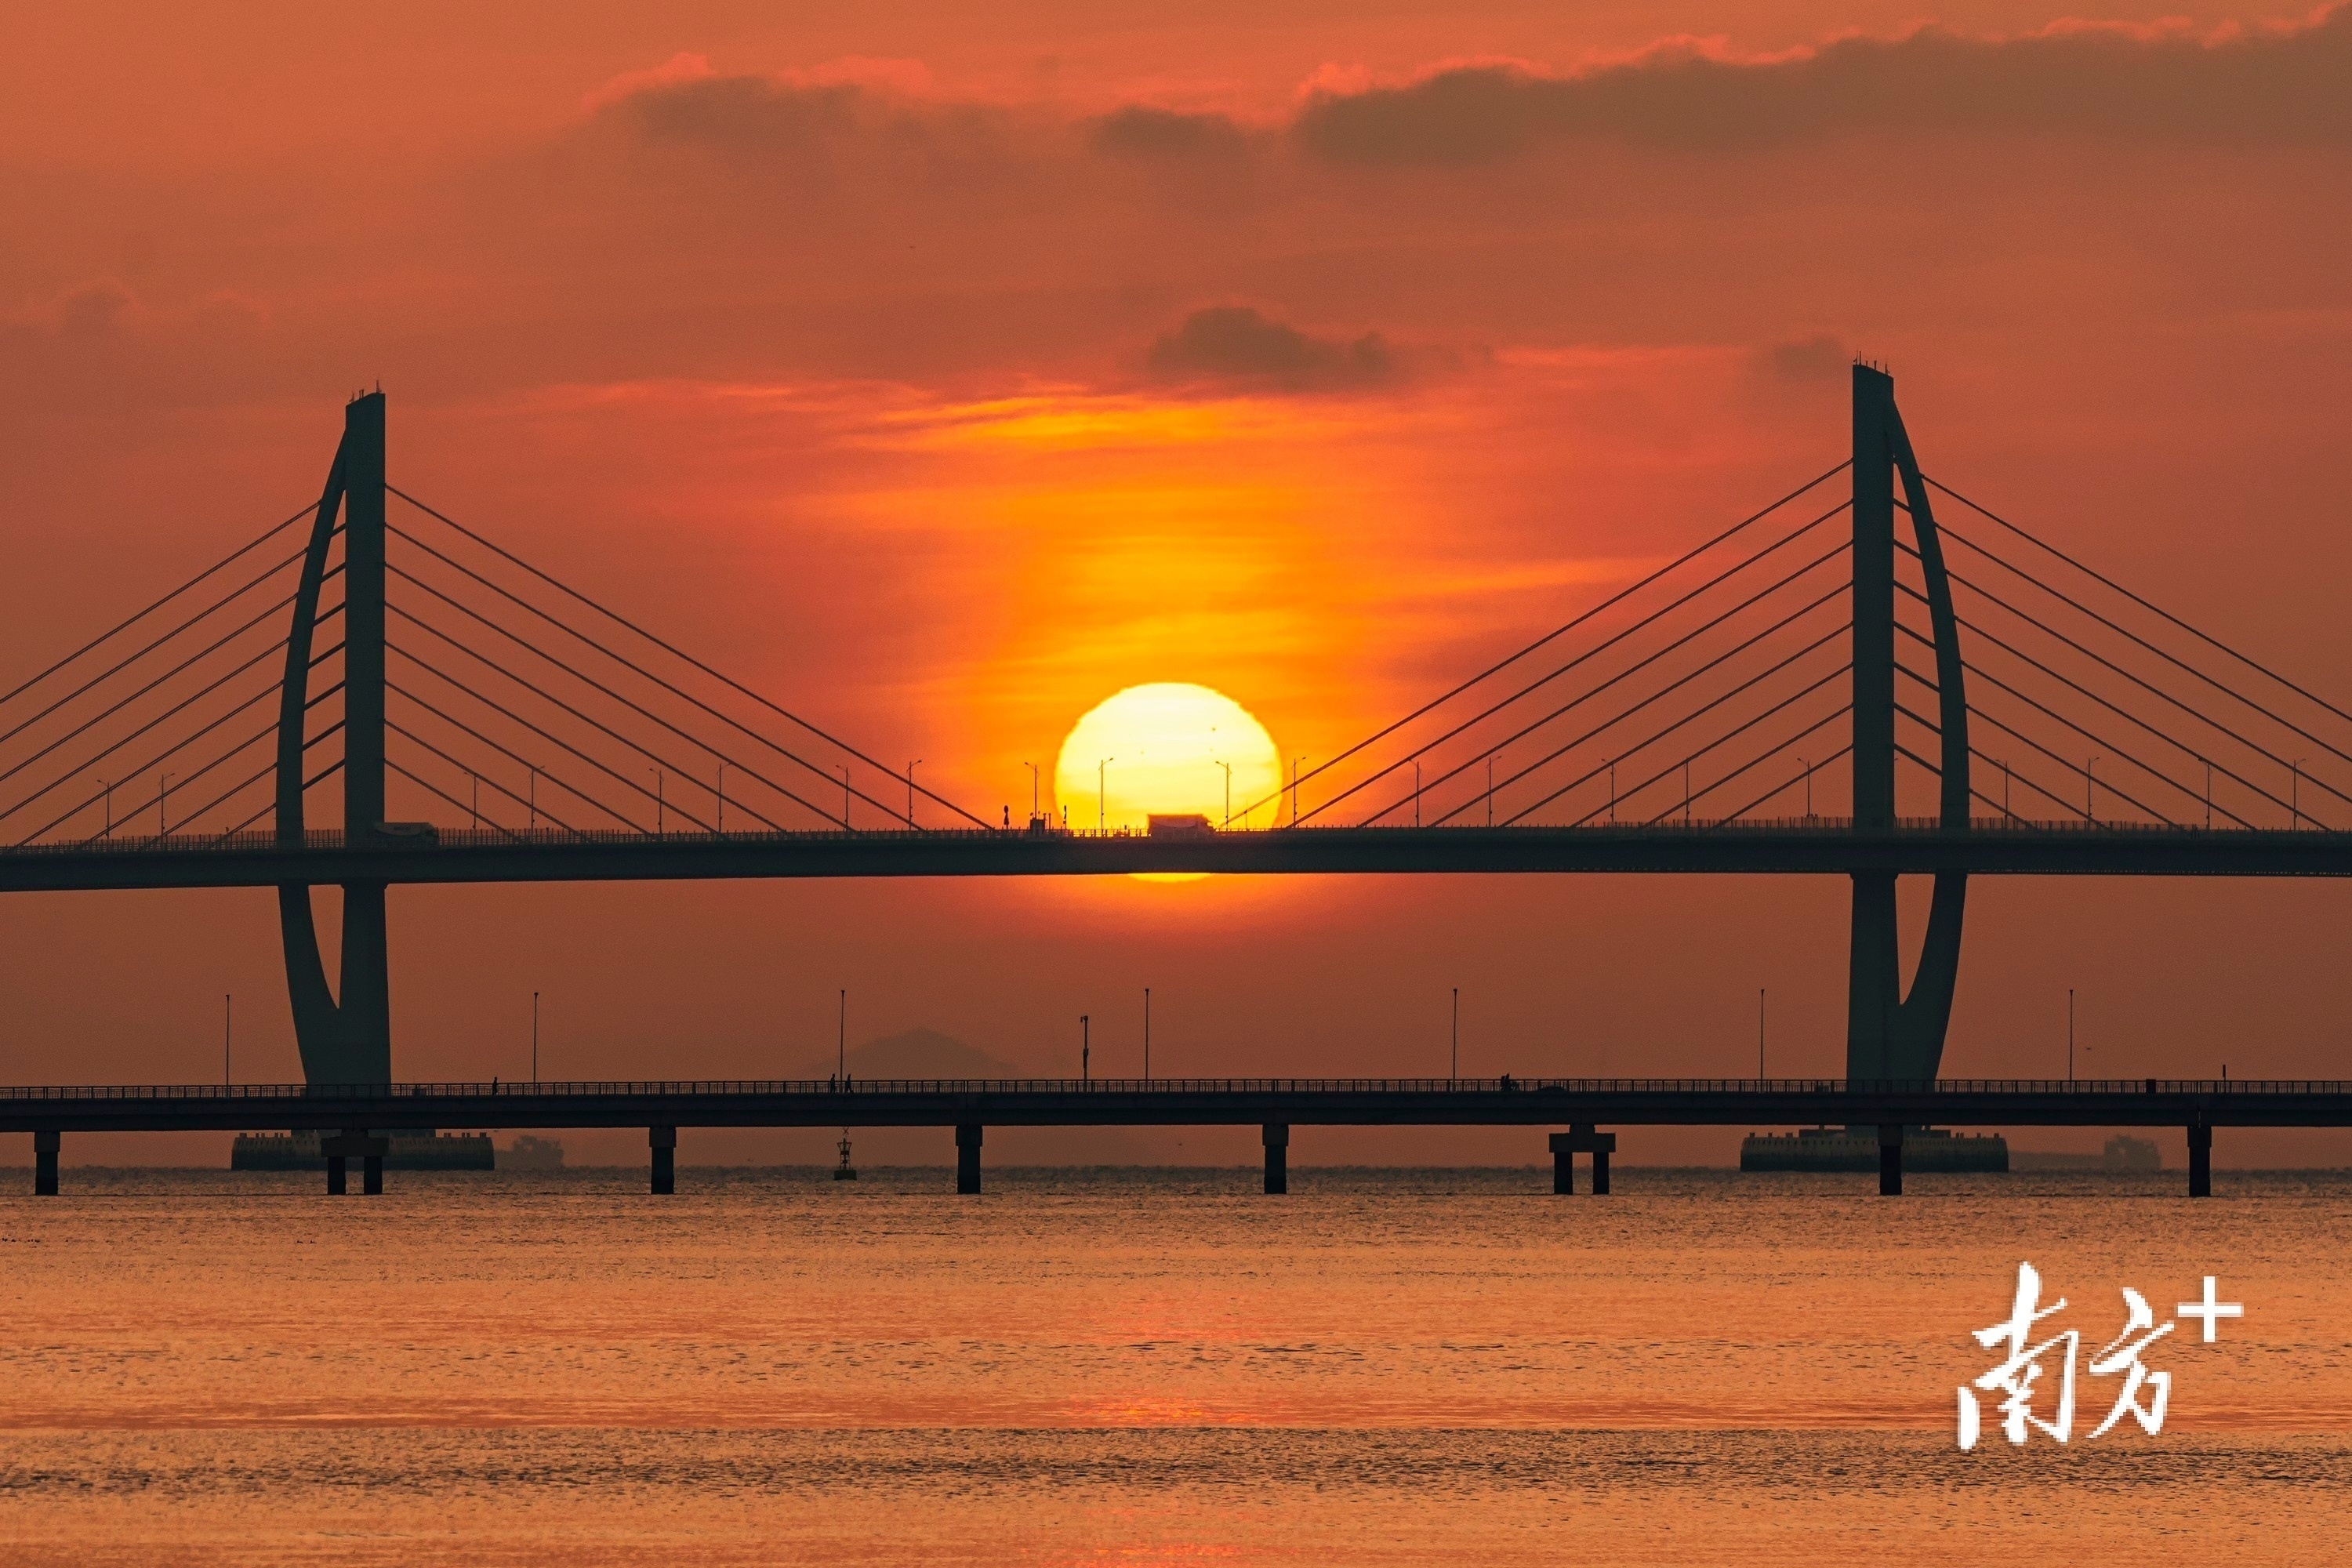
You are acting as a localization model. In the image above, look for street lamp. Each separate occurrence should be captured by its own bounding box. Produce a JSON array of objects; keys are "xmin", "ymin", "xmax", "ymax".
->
[
  {"xmin": 1798, "ymin": 757, "xmax": 1811, "ymax": 818},
  {"xmin": 532, "ymin": 990, "xmax": 540, "ymax": 1083},
  {"xmin": 1214, "ymin": 759, "xmax": 1232, "ymax": 829},
  {"xmin": 96, "ymin": 777, "xmax": 111, "ymax": 840},
  {"xmin": 158, "ymin": 772, "xmax": 173, "ymax": 837},
  {"xmin": 1081, "ymin": 1014, "xmax": 1091, "ymax": 1083},
  {"xmin": 2084, "ymin": 755, "xmax": 2098, "ymax": 823},
  {"xmin": 1097, "ymin": 757, "xmax": 1114, "ymax": 833},
  {"xmin": 648, "ymin": 768, "xmax": 665, "ymax": 836},
  {"xmin": 2292, "ymin": 757, "xmax": 2305, "ymax": 829},
  {"xmin": 1290, "ymin": 756, "xmax": 1307, "ymax": 826},
  {"xmin": 1023, "ymin": 761, "xmax": 1039, "ymax": 825},
  {"xmin": 1486, "ymin": 753, "xmax": 1497, "ymax": 826},
  {"xmin": 717, "ymin": 762, "xmax": 727, "ymax": 834},
  {"xmin": 906, "ymin": 760, "xmax": 922, "ymax": 828}
]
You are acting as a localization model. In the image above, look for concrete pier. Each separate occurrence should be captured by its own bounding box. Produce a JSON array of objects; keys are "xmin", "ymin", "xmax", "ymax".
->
[
  {"xmin": 956, "ymin": 1123, "xmax": 982, "ymax": 1194},
  {"xmin": 34, "ymin": 1129, "xmax": 58, "ymax": 1195},
  {"xmin": 1262, "ymin": 1123, "xmax": 1288, "ymax": 1194},
  {"xmin": 2189, "ymin": 1123, "xmax": 2212, "ymax": 1197},
  {"xmin": 321, "ymin": 1131, "xmax": 389, "ymax": 1195},
  {"xmin": 1549, "ymin": 1126, "xmax": 1616, "ymax": 1194},
  {"xmin": 1878, "ymin": 1123, "xmax": 1904, "ymax": 1196},
  {"xmin": 649, "ymin": 1126, "xmax": 676, "ymax": 1193}
]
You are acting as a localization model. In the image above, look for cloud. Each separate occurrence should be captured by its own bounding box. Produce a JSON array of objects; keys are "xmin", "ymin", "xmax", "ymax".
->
[
  {"xmin": 1145, "ymin": 306, "xmax": 1403, "ymax": 393},
  {"xmin": 1762, "ymin": 334, "xmax": 1850, "ymax": 384},
  {"xmin": 1294, "ymin": 5, "xmax": 2352, "ymax": 162},
  {"xmin": 1088, "ymin": 105, "xmax": 1252, "ymax": 159}
]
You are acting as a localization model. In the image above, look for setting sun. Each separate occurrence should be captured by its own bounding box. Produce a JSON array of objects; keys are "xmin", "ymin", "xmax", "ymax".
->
[{"xmin": 1052, "ymin": 683, "xmax": 1281, "ymax": 833}]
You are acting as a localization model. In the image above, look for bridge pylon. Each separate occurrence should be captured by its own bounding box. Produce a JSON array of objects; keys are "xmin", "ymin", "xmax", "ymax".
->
[
  {"xmin": 274, "ymin": 392, "xmax": 393, "ymax": 1085},
  {"xmin": 1846, "ymin": 365, "xmax": 1970, "ymax": 1083}
]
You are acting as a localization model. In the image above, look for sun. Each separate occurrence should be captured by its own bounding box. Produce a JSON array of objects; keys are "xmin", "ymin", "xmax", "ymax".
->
[{"xmin": 1053, "ymin": 683, "xmax": 1282, "ymax": 833}]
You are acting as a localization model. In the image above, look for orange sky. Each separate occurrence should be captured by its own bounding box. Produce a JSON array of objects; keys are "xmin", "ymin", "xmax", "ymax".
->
[{"xmin": 3, "ymin": 1, "xmax": 2350, "ymax": 1164}]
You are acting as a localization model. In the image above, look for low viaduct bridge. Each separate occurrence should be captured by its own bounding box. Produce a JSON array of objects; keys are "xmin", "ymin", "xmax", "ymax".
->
[{"xmin": 5, "ymin": 365, "xmax": 2349, "ymax": 1196}]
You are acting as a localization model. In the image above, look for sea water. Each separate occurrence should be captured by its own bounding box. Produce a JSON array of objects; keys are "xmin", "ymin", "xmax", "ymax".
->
[{"xmin": 2, "ymin": 1166, "xmax": 2347, "ymax": 1564}]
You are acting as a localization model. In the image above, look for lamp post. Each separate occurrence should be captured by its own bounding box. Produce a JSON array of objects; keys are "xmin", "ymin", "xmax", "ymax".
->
[
  {"xmin": 1081, "ymin": 1014, "xmax": 1090, "ymax": 1083},
  {"xmin": 1414, "ymin": 760, "xmax": 1421, "ymax": 827},
  {"xmin": 1290, "ymin": 756, "xmax": 1307, "ymax": 826},
  {"xmin": 98, "ymin": 777, "xmax": 111, "ymax": 840},
  {"xmin": 1758, "ymin": 988, "xmax": 1766, "ymax": 1080},
  {"xmin": 528, "ymin": 766, "xmax": 538, "ymax": 832},
  {"xmin": 717, "ymin": 762, "xmax": 727, "ymax": 834},
  {"xmin": 1486, "ymin": 753, "xmax": 1497, "ymax": 826},
  {"xmin": 648, "ymin": 768, "xmax": 665, "ymax": 836},
  {"xmin": 2085, "ymin": 756, "xmax": 2098, "ymax": 823},
  {"xmin": 1023, "ymin": 762, "xmax": 1039, "ymax": 824},
  {"xmin": 906, "ymin": 760, "xmax": 922, "ymax": 828},
  {"xmin": 224, "ymin": 993, "xmax": 232, "ymax": 1087},
  {"xmin": 1215, "ymin": 760, "xmax": 1231, "ymax": 829},
  {"xmin": 2292, "ymin": 758, "xmax": 2305, "ymax": 829},
  {"xmin": 1798, "ymin": 757, "xmax": 1811, "ymax": 818},
  {"xmin": 158, "ymin": 773, "xmax": 172, "ymax": 837},
  {"xmin": 837, "ymin": 989, "xmax": 847, "ymax": 1084},
  {"xmin": 1608, "ymin": 758, "xmax": 1617, "ymax": 823},
  {"xmin": 2068, "ymin": 988, "xmax": 2075, "ymax": 1083},
  {"xmin": 470, "ymin": 772, "xmax": 479, "ymax": 831},
  {"xmin": 532, "ymin": 990, "xmax": 539, "ymax": 1083},
  {"xmin": 1451, "ymin": 987, "xmax": 1458, "ymax": 1081},
  {"xmin": 1143, "ymin": 987, "xmax": 1151, "ymax": 1082},
  {"xmin": 840, "ymin": 766, "xmax": 851, "ymax": 829},
  {"xmin": 1098, "ymin": 757, "xmax": 1113, "ymax": 833}
]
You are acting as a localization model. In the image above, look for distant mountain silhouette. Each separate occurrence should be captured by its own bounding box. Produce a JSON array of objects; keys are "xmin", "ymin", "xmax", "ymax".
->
[{"xmin": 794, "ymin": 1025, "xmax": 1025, "ymax": 1081}]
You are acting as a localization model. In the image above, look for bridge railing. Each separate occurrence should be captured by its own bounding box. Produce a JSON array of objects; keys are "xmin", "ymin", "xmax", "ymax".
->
[{"xmin": 3, "ymin": 1077, "xmax": 2347, "ymax": 1098}]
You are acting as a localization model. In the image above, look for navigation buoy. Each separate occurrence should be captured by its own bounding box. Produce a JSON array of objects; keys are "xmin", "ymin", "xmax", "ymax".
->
[{"xmin": 833, "ymin": 1130, "xmax": 858, "ymax": 1181}]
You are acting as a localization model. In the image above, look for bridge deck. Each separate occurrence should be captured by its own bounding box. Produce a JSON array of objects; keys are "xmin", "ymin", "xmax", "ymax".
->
[
  {"xmin": 5, "ymin": 1078, "xmax": 2347, "ymax": 1133},
  {"xmin": 5, "ymin": 820, "xmax": 2352, "ymax": 892}
]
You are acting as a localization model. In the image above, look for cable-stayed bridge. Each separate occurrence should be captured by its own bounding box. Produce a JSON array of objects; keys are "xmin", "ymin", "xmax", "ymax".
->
[{"xmin": 4, "ymin": 363, "xmax": 2350, "ymax": 1194}]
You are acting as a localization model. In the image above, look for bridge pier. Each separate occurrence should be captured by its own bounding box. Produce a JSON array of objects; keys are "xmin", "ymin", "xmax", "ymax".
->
[
  {"xmin": 2188, "ymin": 1123, "xmax": 2212, "ymax": 1197},
  {"xmin": 34, "ymin": 1131, "xmax": 59, "ymax": 1196},
  {"xmin": 322, "ymin": 1131, "xmax": 388, "ymax": 1195},
  {"xmin": 1549, "ymin": 1127, "xmax": 1616, "ymax": 1194},
  {"xmin": 1878, "ymin": 1123, "xmax": 1904, "ymax": 1196},
  {"xmin": 1262, "ymin": 1123, "xmax": 1288, "ymax": 1194},
  {"xmin": 650, "ymin": 1126, "xmax": 676, "ymax": 1194},
  {"xmin": 956, "ymin": 1123, "xmax": 982, "ymax": 1194}
]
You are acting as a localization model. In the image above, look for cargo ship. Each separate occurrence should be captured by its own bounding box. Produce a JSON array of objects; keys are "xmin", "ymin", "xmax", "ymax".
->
[
  {"xmin": 230, "ymin": 1130, "xmax": 495, "ymax": 1171},
  {"xmin": 1740, "ymin": 1126, "xmax": 2009, "ymax": 1172}
]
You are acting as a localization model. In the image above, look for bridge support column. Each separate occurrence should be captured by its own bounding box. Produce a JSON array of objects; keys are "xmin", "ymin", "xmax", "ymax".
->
[
  {"xmin": 323, "ymin": 1131, "xmax": 387, "ymax": 1195},
  {"xmin": 650, "ymin": 1126, "xmax": 676, "ymax": 1194},
  {"xmin": 1262, "ymin": 1123, "xmax": 1288, "ymax": 1195},
  {"xmin": 34, "ymin": 1131, "xmax": 59, "ymax": 1196},
  {"xmin": 956, "ymin": 1123, "xmax": 982, "ymax": 1195},
  {"xmin": 1878, "ymin": 1123, "xmax": 1904, "ymax": 1196},
  {"xmin": 1549, "ymin": 1127, "xmax": 1616, "ymax": 1195},
  {"xmin": 2188, "ymin": 1123, "xmax": 2212, "ymax": 1198}
]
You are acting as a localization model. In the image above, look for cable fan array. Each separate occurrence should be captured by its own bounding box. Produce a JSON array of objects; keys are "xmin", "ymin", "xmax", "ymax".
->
[
  {"xmin": 0, "ymin": 505, "xmax": 331, "ymax": 847},
  {"xmin": 1271, "ymin": 463, "xmax": 1863, "ymax": 830},
  {"xmin": 0, "ymin": 490, "xmax": 987, "ymax": 848},
  {"xmin": 1902, "ymin": 478, "xmax": 2351, "ymax": 832},
  {"xmin": 1267, "ymin": 459, "xmax": 2352, "ymax": 834}
]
